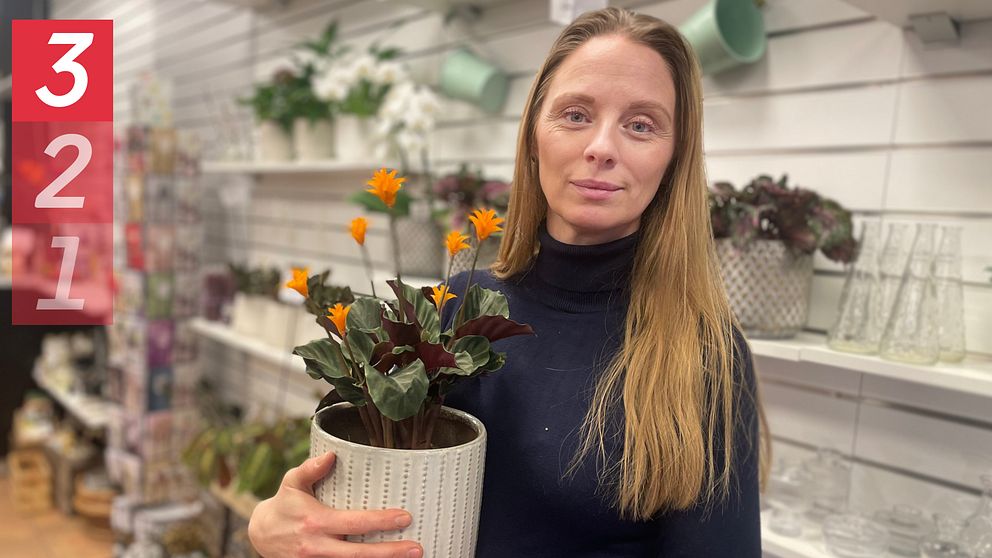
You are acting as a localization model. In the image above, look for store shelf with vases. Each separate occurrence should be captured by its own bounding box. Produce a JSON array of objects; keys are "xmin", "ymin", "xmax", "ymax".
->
[
  {"xmin": 749, "ymin": 333, "xmax": 992, "ymax": 398},
  {"xmin": 761, "ymin": 512, "xmax": 832, "ymax": 558}
]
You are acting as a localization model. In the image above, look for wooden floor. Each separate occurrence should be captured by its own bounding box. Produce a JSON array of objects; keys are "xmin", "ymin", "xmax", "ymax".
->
[{"xmin": 0, "ymin": 472, "xmax": 114, "ymax": 558}]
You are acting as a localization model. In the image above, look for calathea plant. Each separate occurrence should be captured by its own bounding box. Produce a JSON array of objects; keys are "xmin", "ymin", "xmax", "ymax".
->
[{"xmin": 286, "ymin": 168, "xmax": 533, "ymax": 449}]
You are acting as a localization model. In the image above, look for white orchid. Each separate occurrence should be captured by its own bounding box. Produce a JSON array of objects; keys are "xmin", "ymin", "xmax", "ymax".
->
[{"xmin": 372, "ymin": 61, "xmax": 407, "ymax": 86}]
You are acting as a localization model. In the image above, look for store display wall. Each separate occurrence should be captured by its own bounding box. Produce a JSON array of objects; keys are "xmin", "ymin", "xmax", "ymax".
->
[{"xmin": 51, "ymin": 0, "xmax": 992, "ymax": 537}]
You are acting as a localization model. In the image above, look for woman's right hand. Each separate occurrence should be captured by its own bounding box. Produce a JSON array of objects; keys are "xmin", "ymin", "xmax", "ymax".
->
[{"xmin": 248, "ymin": 451, "xmax": 424, "ymax": 558}]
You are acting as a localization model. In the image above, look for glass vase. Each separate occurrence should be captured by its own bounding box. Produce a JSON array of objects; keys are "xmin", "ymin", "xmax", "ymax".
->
[
  {"xmin": 920, "ymin": 513, "xmax": 969, "ymax": 558},
  {"xmin": 961, "ymin": 474, "xmax": 992, "ymax": 556},
  {"xmin": 829, "ymin": 219, "xmax": 883, "ymax": 354},
  {"xmin": 934, "ymin": 225, "xmax": 967, "ymax": 363},
  {"xmin": 880, "ymin": 223, "xmax": 940, "ymax": 365},
  {"xmin": 802, "ymin": 448, "xmax": 852, "ymax": 523}
]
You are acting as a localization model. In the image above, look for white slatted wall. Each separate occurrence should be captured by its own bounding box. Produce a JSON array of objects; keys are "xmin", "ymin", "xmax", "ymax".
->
[{"xmin": 52, "ymin": 0, "xmax": 992, "ymax": 538}]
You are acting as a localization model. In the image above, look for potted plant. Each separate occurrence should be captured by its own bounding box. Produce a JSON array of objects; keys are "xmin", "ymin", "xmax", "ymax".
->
[
  {"xmin": 240, "ymin": 69, "xmax": 296, "ymax": 162},
  {"xmin": 287, "ymin": 21, "xmax": 349, "ymax": 161},
  {"xmin": 286, "ymin": 168, "xmax": 533, "ymax": 557},
  {"xmin": 314, "ymin": 45, "xmax": 405, "ymax": 161},
  {"xmin": 433, "ymin": 164, "xmax": 510, "ymax": 275},
  {"xmin": 709, "ymin": 174, "xmax": 856, "ymax": 338}
]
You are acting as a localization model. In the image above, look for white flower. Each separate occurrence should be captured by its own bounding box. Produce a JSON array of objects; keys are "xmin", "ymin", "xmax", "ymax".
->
[
  {"xmin": 373, "ymin": 61, "xmax": 407, "ymax": 86},
  {"xmin": 351, "ymin": 54, "xmax": 378, "ymax": 81},
  {"xmin": 397, "ymin": 128, "xmax": 427, "ymax": 154}
]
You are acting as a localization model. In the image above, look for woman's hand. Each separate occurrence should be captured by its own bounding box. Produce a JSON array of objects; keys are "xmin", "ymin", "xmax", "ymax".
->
[{"xmin": 248, "ymin": 451, "xmax": 424, "ymax": 558}]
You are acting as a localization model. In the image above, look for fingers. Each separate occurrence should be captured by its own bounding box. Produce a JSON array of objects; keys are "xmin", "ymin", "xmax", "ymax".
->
[
  {"xmin": 283, "ymin": 451, "xmax": 336, "ymax": 492},
  {"xmin": 315, "ymin": 508, "xmax": 413, "ymax": 536},
  {"xmin": 304, "ymin": 539, "xmax": 423, "ymax": 558}
]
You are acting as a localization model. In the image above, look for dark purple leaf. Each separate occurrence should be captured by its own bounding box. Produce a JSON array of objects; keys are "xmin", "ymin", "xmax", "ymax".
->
[{"xmin": 455, "ymin": 315, "xmax": 535, "ymax": 343}]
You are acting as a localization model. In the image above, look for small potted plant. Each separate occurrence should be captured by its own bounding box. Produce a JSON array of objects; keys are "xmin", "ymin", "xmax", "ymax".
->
[
  {"xmin": 287, "ymin": 21, "xmax": 348, "ymax": 161},
  {"xmin": 710, "ymin": 174, "xmax": 856, "ymax": 338},
  {"xmin": 314, "ymin": 45, "xmax": 405, "ymax": 161},
  {"xmin": 240, "ymin": 70, "xmax": 296, "ymax": 162},
  {"xmin": 286, "ymin": 168, "xmax": 533, "ymax": 558}
]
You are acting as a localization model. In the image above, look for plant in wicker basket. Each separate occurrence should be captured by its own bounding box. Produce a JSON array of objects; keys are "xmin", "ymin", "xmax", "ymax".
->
[
  {"xmin": 709, "ymin": 174, "xmax": 857, "ymax": 338},
  {"xmin": 709, "ymin": 174, "xmax": 856, "ymax": 263}
]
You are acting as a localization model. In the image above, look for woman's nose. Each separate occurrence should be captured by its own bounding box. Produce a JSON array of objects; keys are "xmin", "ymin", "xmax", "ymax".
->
[{"xmin": 583, "ymin": 122, "xmax": 619, "ymax": 166}]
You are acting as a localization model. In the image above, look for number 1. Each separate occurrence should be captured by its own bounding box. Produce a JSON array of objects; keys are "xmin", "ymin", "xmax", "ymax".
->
[{"xmin": 36, "ymin": 236, "xmax": 85, "ymax": 310}]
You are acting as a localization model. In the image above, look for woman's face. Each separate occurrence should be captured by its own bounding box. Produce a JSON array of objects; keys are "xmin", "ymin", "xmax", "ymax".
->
[{"xmin": 535, "ymin": 35, "xmax": 676, "ymax": 245}]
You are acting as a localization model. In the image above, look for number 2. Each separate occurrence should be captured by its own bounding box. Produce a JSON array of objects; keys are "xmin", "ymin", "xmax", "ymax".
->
[
  {"xmin": 35, "ymin": 32, "xmax": 93, "ymax": 108},
  {"xmin": 35, "ymin": 133, "xmax": 90, "ymax": 209}
]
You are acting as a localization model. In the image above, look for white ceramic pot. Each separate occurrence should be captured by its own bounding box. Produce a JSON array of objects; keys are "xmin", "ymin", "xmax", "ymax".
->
[
  {"xmin": 293, "ymin": 118, "xmax": 335, "ymax": 161},
  {"xmin": 334, "ymin": 114, "xmax": 375, "ymax": 161},
  {"xmin": 260, "ymin": 299, "xmax": 295, "ymax": 349},
  {"xmin": 255, "ymin": 120, "xmax": 293, "ymax": 162},
  {"xmin": 230, "ymin": 293, "xmax": 260, "ymax": 339},
  {"xmin": 311, "ymin": 403, "xmax": 486, "ymax": 558}
]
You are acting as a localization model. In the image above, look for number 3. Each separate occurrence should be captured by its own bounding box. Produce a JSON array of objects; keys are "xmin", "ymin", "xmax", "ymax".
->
[{"xmin": 35, "ymin": 32, "xmax": 93, "ymax": 108}]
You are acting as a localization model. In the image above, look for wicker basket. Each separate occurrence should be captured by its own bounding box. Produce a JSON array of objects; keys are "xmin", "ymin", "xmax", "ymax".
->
[
  {"xmin": 7, "ymin": 449, "xmax": 52, "ymax": 513},
  {"xmin": 396, "ymin": 217, "xmax": 445, "ymax": 279},
  {"xmin": 716, "ymin": 239, "xmax": 814, "ymax": 338}
]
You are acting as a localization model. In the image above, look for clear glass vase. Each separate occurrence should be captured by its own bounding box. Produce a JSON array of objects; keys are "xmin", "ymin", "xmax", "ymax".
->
[
  {"xmin": 961, "ymin": 474, "xmax": 992, "ymax": 556},
  {"xmin": 829, "ymin": 219, "xmax": 883, "ymax": 354},
  {"xmin": 934, "ymin": 225, "xmax": 967, "ymax": 363},
  {"xmin": 880, "ymin": 223, "xmax": 940, "ymax": 365},
  {"xmin": 766, "ymin": 458, "xmax": 815, "ymax": 537},
  {"xmin": 920, "ymin": 513, "xmax": 969, "ymax": 558},
  {"xmin": 802, "ymin": 448, "xmax": 852, "ymax": 523},
  {"xmin": 873, "ymin": 504, "xmax": 933, "ymax": 557}
]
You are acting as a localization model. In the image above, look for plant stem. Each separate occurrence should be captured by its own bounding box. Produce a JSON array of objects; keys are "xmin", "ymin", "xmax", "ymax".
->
[
  {"xmin": 423, "ymin": 401, "xmax": 440, "ymax": 449},
  {"xmin": 453, "ymin": 237, "xmax": 483, "ymax": 331},
  {"xmin": 389, "ymin": 213, "xmax": 403, "ymax": 284},
  {"xmin": 360, "ymin": 244, "xmax": 377, "ymax": 297}
]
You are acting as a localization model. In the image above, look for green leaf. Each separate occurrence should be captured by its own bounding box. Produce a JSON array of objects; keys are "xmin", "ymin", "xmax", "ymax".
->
[
  {"xmin": 347, "ymin": 297, "xmax": 383, "ymax": 332},
  {"xmin": 455, "ymin": 285, "xmax": 509, "ymax": 328},
  {"xmin": 345, "ymin": 330, "xmax": 376, "ymax": 364},
  {"xmin": 451, "ymin": 335, "xmax": 490, "ymax": 371},
  {"xmin": 388, "ymin": 280, "xmax": 440, "ymax": 342},
  {"xmin": 364, "ymin": 361, "xmax": 428, "ymax": 421},
  {"xmin": 293, "ymin": 338, "xmax": 351, "ymax": 379},
  {"xmin": 438, "ymin": 350, "xmax": 477, "ymax": 376},
  {"xmin": 349, "ymin": 190, "xmax": 412, "ymax": 217},
  {"xmin": 238, "ymin": 444, "xmax": 274, "ymax": 495},
  {"xmin": 327, "ymin": 376, "xmax": 367, "ymax": 406},
  {"xmin": 482, "ymin": 350, "xmax": 507, "ymax": 372}
]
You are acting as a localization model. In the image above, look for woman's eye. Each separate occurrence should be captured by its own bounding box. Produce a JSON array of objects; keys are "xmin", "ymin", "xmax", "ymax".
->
[
  {"xmin": 630, "ymin": 120, "xmax": 654, "ymax": 134},
  {"xmin": 563, "ymin": 110, "xmax": 586, "ymax": 123}
]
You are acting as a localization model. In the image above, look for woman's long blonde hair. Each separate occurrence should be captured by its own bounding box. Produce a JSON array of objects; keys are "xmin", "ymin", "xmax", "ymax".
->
[{"xmin": 492, "ymin": 7, "xmax": 769, "ymax": 520}]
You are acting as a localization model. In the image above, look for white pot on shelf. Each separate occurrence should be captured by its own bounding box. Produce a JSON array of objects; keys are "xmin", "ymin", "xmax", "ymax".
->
[
  {"xmin": 334, "ymin": 114, "xmax": 376, "ymax": 161},
  {"xmin": 260, "ymin": 299, "xmax": 296, "ymax": 349},
  {"xmin": 311, "ymin": 403, "xmax": 486, "ymax": 558},
  {"xmin": 255, "ymin": 120, "xmax": 293, "ymax": 162},
  {"xmin": 294, "ymin": 308, "xmax": 324, "ymax": 349},
  {"xmin": 293, "ymin": 117, "xmax": 335, "ymax": 161}
]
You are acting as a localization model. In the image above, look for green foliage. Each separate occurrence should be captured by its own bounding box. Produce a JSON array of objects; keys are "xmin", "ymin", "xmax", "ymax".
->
[
  {"xmin": 293, "ymin": 278, "xmax": 533, "ymax": 445},
  {"xmin": 709, "ymin": 174, "xmax": 857, "ymax": 263}
]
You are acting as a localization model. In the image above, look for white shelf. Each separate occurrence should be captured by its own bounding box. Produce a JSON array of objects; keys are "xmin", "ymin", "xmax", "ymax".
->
[
  {"xmin": 750, "ymin": 332, "xmax": 992, "ymax": 398},
  {"xmin": 32, "ymin": 368, "xmax": 118, "ymax": 431},
  {"xmin": 761, "ymin": 513, "xmax": 831, "ymax": 558},
  {"xmin": 189, "ymin": 318, "xmax": 306, "ymax": 373},
  {"xmin": 201, "ymin": 159, "xmax": 398, "ymax": 175}
]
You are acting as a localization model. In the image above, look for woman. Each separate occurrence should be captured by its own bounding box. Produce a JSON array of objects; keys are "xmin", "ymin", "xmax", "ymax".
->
[{"xmin": 249, "ymin": 7, "xmax": 767, "ymax": 557}]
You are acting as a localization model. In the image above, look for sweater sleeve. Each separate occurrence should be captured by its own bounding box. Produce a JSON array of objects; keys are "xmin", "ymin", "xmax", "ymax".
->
[{"xmin": 654, "ymin": 328, "xmax": 762, "ymax": 557}]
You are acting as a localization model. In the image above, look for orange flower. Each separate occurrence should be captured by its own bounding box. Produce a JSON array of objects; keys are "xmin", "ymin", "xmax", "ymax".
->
[
  {"xmin": 366, "ymin": 168, "xmax": 406, "ymax": 208},
  {"xmin": 327, "ymin": 303, "xmax": 351, "ymax": 336},
  {"xmin": 350, "ymin": 217, "xmax": 368, "ymax": 246},
  {"xmin": 286, "ymin": 267, "xmax": 309, "ymax": 297},
  {"xmin": 468, "ymin": 208, "xmax": 504, "ymax": 242},
  {"xmin": 444, "ymin": 231, "xmax": 471, "ymax": 257},
  {"xmin": 430, "ymin": 284, "xmax": 457, "ymax": 312}
]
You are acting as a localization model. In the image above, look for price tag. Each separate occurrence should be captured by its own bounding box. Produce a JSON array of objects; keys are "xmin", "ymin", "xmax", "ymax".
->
[{"xmin": 11, "ymin": 20, "xmax": 114, "ymax": 325}]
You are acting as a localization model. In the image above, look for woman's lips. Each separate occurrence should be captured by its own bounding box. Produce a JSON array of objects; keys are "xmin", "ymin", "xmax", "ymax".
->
[{"xmin": 570, "ymin": 179, "xmax": 622, "ymax": 200}]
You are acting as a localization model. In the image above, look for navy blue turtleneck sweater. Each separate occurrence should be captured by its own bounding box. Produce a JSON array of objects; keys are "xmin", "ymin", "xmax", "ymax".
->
[{"xmin": 442, "ymin": 227, "xmax": 761, "ymax": 557}]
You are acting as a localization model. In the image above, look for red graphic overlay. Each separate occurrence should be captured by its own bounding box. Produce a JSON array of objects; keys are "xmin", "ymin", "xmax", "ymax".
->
[
  {"xmin": 11, "ymin": 223, "xmax": 114, "ymax": 325},
  {"xmin": 11, "ymin": 121, "xmax": 113, "ymax": 224},
  {"xmin": 12, "ymin": 19, "xmax": 113, "ymax": 122}
]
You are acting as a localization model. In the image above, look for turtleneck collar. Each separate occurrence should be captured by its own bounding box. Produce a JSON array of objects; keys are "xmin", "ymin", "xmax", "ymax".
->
[{"xmin": 523, "ymin": 224, "xmax": 638, "ymax": 313}]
